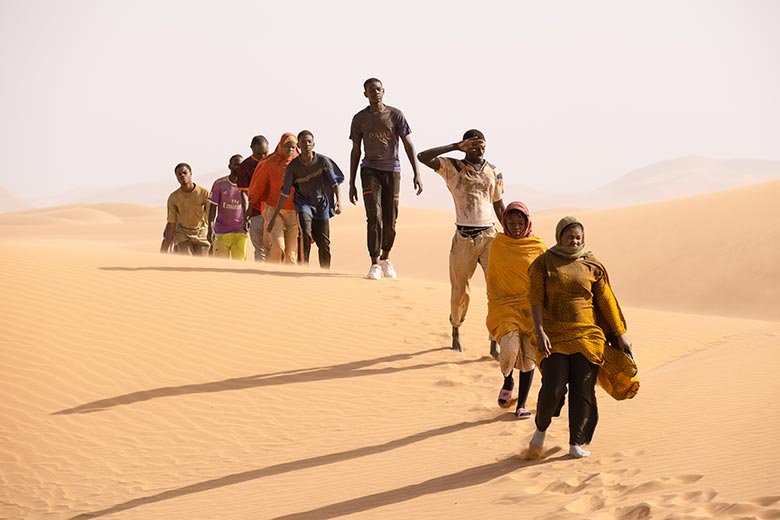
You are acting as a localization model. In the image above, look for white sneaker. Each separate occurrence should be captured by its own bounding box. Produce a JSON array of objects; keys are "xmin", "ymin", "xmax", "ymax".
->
[
  {"xmin": 380, "ymin": 259, "xmax": 397, "ymax": 279},
  {"xmin": 366, "ymin": 264, "xmax": 382, "ymax": 280}
]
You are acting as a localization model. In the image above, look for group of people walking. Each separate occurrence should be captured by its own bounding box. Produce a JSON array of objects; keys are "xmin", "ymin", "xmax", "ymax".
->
[
  {"xmin": 162, "ymin": 77, "xmax": 638, "ymax": 459},
  {"xmin": 161, "ymin": 130, "xmax": 343, "ymax": 268}
]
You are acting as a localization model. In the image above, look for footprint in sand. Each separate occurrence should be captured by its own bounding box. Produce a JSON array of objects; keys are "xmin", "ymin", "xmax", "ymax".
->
[
  {"xmin": 564, "ymin": 493, "xmax": 606, "ymax": 514},
  {"xmin": 596, "ymin": 468, "xmax": 642, "ymax": 486},
  {"xmin": 518, "ymin": 446, "xmax": 561, "ymax": 463},
  {"xmin": 523, "ymin": 479, "xmax": 553, "ymax": 495},
  {"xmin": 493, "ymin": 493, "xmax": 528, "ymax": 505},
  {"xmin": 601, "ymin": 484, "xmax": 632, "ymax": 499},
  {"xmin": 704, "ymin": 500, "xmax": 775, "ymax": 516},
  {"xmin": 607, "ymin": 468, "xmax": 640, "ymax": 477},
  {"xmin": 625, "ymin": 479, "xmax": 673, "ymax": 496},
  {"xmin": 748, "ymin": 496, "xmax": 780, "ymax": 507},
  {"xmin": 676, "ymin": 490, "xmax": 718, "ymax": 504},
  {"xmin": 611, "ymin": 502, "xmax": 652, "ymax": 520},
  {"xmin": 526, "ymin": 473, "xmax": 599, "ymax": 495},
  {"xmin": 618, "ymin": 448, "xmax": 646, "ymax": 457},
  {"xmin": 505, "ymin": 469, "xmax": 544, "ymax": 483},
  {"xmin": 434, "ymin": 374, "xmax": 481, "ymax": 387},
  {"xmin": 660, "ymin": 474, "xmax": 704, "ymax": 485}
]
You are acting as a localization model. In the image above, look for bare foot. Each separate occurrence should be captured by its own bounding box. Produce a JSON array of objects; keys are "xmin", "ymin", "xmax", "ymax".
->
[{"xmin": 451, "ymin": 326, "xmax": 463, "ymax": 352}]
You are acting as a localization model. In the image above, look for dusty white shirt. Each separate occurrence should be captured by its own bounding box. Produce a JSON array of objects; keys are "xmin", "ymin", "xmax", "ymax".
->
[{"xmin": 436, "ymin": 157, "xmax": 504, "ymax": 227}]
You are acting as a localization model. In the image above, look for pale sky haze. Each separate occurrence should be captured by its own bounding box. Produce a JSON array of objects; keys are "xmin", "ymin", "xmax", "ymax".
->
[{"xmin": 1, "ymin": 0, "xmax": 778, "ymax": 206}]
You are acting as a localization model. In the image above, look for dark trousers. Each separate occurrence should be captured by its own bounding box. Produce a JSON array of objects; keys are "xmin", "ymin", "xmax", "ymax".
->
[
  {"xmin": 535, "ymin": 353, "xmax": 599, "ymax": 446},
  {"xmin": 360, "ymin": 167, "xmax": 400, "ymax": 259},
  {"xmin": 298, "ymin": 214, "xmax": 331, "ymax": 268}
]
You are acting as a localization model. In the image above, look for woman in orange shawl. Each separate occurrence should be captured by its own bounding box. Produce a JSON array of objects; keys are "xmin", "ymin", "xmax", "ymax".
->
[
  {"xmin": 485, "ymin": 201, "xmax": 547, "ymax": 420},
  {"xmin": 249, "ymin": 133, "xmax": 300, "ymax": 263},
  {"xmin": 526, "ymin": 216, "xmax": 633, "ymax": 459}
]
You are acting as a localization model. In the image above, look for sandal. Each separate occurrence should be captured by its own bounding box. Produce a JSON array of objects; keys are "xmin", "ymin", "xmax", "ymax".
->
[
  {"xmin": 516, "ymin": 408, "xmax": 532, "ymax": 419},
  {"xmin": 497, "ymin": 388, "xmax": 513, "ymax": 408}
]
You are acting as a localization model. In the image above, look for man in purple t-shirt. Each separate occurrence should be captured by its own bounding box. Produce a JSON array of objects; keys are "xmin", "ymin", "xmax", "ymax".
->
[
  {"xmin": 349, "ymin": 77, "xmax": 423, "ymax": 280},
  {"xmin": 208, "ymin": 154, "xmax": 249, "ymax": 260}
]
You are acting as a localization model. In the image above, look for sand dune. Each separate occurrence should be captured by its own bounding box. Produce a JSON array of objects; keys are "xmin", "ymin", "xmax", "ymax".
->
[
  {"xmin": 1, "ymin": 182, "xmax": 778, "ymax": 519},
  {"xmin": 560, "ymin": 180, "xmax": 780, "ymax": 320},
  {"xmin": 352, "ymin": 181, "xmax": 780, "ymax": 320},
  {"xmin": 589, "ymin": 156, "xmax": 780, "ymax": 207}
]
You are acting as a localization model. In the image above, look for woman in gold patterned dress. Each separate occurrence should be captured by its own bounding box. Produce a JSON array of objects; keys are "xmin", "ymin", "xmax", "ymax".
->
[{"xmin": 527, "ymin": 216, "xmax": 633, "ymax": 459}]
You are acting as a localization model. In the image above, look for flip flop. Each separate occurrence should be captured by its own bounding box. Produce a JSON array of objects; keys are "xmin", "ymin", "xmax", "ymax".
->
[
  {"xmin": 516, "ymin": 408, "xmax": 532, "ymax": 420},
  {"xmin": 497, "ymin": 388, "xmax": 513, "ymax": 408}
]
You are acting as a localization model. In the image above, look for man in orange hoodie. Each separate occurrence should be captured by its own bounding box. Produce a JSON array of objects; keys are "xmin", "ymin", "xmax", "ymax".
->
[{"xmin": 249, "ymin": 133, "xmax": 299, "ymax": 263}]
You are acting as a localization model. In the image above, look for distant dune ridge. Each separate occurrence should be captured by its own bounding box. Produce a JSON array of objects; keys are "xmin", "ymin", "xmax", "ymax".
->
[
  {"xmin": 4, "ymin": 156, "xmax": 780, "ymax": 212},
  {"xmin": 504, "ymin": 156, "xmax": 780, "ymax": 211},
  {"xmin": 10, "ymin": 171, "xmax": 225, "ymax": 212},
  {"xmin": 1, "ymin": 179, "xmax": 779, "ymax": 519},
  {"xmin": 0, "ymin": 186, "xmax": 33, "ymax": 213},
  {"xmin": 588, "ymin": 156, "xmax": 780, "ymax": 207}
]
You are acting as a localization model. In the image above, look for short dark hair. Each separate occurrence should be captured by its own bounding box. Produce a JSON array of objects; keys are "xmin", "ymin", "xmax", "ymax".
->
[
  {"xmin": 229, "ymin": 154, "xmax": 242, "ymax": 163},
  {"xmin": 297, "ymin": 130, "xmax": 314, "ymax": 142},
  {"xmin": 363, "ymin": 77, "xmax": 382, "ymax": 90},
  {"xmin": 174, "ymin": 162, "xmax": 191, "ymax": 172},
  {"xmin": 250, "ymin": 135, "xmax": 268, "ymax": 147},
  {"xmin": 462, "ymin": 129, "xmax": 485, "ymax": 140}
]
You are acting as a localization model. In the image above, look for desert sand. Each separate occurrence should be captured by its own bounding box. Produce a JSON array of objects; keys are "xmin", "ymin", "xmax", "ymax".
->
[{"xmin": 1, "ymin": 181, "xmax": 779, "ymax": 519}]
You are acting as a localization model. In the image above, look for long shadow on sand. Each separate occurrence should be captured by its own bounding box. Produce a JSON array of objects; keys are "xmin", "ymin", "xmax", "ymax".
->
[
  {"xmin": 99, "ymin": 266, "xmax": 355, "ymax": 278},
  {"xmin": 274, "ymin": 451, "xmax": 567, "ymax": 520},
  {"xmin": 69, "ymin": 416, "xmax": 561, "ymax": 519},
  {"xmin": 53, "ymin": 348, "xmax": 484, "ymax": 415}
]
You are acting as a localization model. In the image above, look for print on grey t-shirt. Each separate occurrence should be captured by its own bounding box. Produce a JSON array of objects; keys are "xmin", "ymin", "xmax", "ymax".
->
[{"xmin": 349, "ymin": 105, "xmax": 411, "ymax": 173}]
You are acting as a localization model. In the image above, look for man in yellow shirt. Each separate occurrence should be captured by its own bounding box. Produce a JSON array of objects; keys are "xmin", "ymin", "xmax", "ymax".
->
[{"xmin": 161, "ymin": 163, "xmax": 211, "ymax": 255}]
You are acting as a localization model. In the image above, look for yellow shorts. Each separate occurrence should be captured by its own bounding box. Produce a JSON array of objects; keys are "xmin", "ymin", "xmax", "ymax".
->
[{"xmin": 213, "ymin": 232, "xmax": 248, "ymax": 260}]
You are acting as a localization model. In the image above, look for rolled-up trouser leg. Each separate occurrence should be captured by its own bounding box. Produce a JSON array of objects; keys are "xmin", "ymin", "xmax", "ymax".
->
[
  {"xmin": 498, "ymin": 331, "xmax": 521, "ymax": 377},
  {"xmin": 448, "ymin": 231, "xmax": 480, "ymax": 327}
]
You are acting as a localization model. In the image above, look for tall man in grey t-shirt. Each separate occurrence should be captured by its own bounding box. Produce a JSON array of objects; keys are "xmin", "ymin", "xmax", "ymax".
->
[{"xmin": 349, "ymin": 78, "xmax": 423, "ymax": 280}]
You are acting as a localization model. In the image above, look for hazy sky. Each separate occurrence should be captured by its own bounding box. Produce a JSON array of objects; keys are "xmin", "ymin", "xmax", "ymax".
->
[{"xmin": 1, "ymin": 0, "xmax": 778, "ymax": 205}]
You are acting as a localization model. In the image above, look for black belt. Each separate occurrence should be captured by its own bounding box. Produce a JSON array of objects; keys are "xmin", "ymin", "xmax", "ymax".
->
[{"xmin": 457, "ymin": 225, "xmax": 492, "ymax": 238}]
